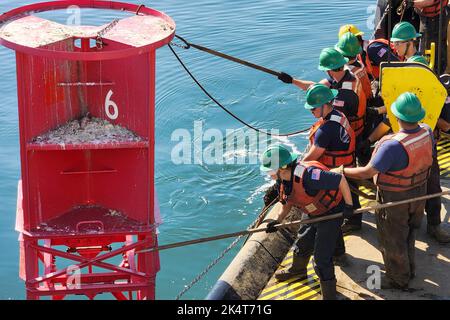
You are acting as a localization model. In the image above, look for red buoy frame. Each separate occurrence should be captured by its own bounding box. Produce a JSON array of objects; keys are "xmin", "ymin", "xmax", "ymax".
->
[{"xmin": 1, "ymin": 1, "xmax": 175, "ymax": 300}]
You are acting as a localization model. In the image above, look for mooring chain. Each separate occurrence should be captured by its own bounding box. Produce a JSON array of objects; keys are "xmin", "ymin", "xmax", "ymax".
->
[
  {"xmin": 175, "ymin": 198, "xmax": 278, "ymax": 300},
  {"xmin": 96, "ymin": 18, "xmax": 120, "ymax": 49},
  {"xmin": 175, "ymin": 236, "xmax": 242, "ymax": 300}
]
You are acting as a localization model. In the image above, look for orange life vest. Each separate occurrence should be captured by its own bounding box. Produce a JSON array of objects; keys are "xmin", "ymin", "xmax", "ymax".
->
[
  {"xmin": 416, "ymin": 0, "xmax": 448, "ymax": 17},
  {"xmin": 373, "ymin": 126, "xmax": 433, "ymax": 192},
  {"xmin": 309, "ymin": 110, "xmax": 356, "ymax": 168},
  {"xmin": 348, "ymin": 60, "xmax": 373, "ymax": 99},
  {"xmin": 332, "ymin": 78, "xmax": 367, "ymax": 137},
  {"xmin": 365, "ymin": 39, "xmax": 400, "ymax": 79},
  {"xmin": 280, "ymin": 160, "xmax": 343, "ymax": 216},
  {"xmin": 358, "ymin": 40, "xmax": 373, "ymax": 78}
]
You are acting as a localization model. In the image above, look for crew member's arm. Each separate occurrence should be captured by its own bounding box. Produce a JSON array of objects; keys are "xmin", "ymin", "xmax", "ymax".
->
[
  {"xmin": 342, "ymin": 164, "xmax": 379, "ymax": 180},
  {"xmin": 273, "ymin": 202, "xmax": 293, "ymax": 223},
  {"xmin": 303, "ymin": 125, "xmax": 331, "ymax": 161},
  {"xmin": 292, "ymin": 79, "xmax": 316, "ymax": 91},
  {"xmin": 338, "ymin": 174, "xmax": 353, "ymax": 206},
  {"xmin": 437, "ymin": 118, "xmax": 450, "ymax": 132},
  {"xmin": 302, "ymin": 144, "xmax": 326, "ymax": 161}
]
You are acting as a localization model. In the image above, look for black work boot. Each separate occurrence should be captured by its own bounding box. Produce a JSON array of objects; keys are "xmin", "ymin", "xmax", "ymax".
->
[
  {"xmin": 341, "ymin": 221, "xmax": 361, "ymax": 235},
  {"xmin": 274, "ymin": 254, "xmax": 310, "ymax": 281},
  {"xmin": 380, "ymin": 274, "xmax": 408, "ymax": 290},
  {"xmin": 320, "ymin": 279, "xmax": 337, "ymax": 300},
  {"xmin": 427, "ymin": 224, "xmax": 450, "ymax": 243},
  {"xmin": 333, "ymin": 253, "xmax": 350, "ymax": 267}
]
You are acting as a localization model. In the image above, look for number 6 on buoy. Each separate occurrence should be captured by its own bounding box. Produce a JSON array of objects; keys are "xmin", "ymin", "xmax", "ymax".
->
[{"xmin": 105, "ymin": 89, "xmax": 119, "ymax": 120}]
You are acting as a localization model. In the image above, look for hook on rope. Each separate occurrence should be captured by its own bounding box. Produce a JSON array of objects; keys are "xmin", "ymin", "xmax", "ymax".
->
[{"xmin": 171, "ymin": 34, "xmax": 191, "ymax": 49}]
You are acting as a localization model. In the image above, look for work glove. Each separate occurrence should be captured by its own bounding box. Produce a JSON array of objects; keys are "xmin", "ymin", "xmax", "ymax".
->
[
  {"xmin": 365, "ymin": 107, "xmax": 379, "ymax": 118},
  {"xmin": 357, "ymin": 139, "xmax": 372, "ymax": 157},
  {"xmin": 343, "ymin": 204, "xmax": 354, "ymax": 219},
  {"xmin": 278, "ymin": 72, "xmax": 293, "ymax": 84},
  {"xmin": 263, "ymin": 184, "xmax": 279, "ymax": 207},
  {"xmin": 265, "ymin": 220, "xmax": 279, "ymax": 233}
]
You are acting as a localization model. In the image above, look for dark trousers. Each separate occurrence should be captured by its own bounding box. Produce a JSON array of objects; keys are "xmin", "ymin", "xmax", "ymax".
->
[
  {"xmin": 375, "ymin": 184, "xmax": 426, "ymax": 287},
  {"xmin": 426, "ymin": 155, "xmax": 442, "ymax": 226},
  {"xmin": 294, "ymin": 214, "xmax": 344, "ymax": 281},
  {"xmin": 345, "ymin": 179, "xmax": 363, "ymax": 226}
]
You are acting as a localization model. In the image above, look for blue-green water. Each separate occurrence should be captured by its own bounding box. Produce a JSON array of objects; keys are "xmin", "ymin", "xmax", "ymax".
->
[{"xmin": 0, "ymin": 0, "xmax": 374, "ymax": 299}]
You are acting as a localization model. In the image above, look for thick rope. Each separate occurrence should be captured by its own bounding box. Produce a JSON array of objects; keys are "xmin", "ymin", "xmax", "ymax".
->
[{"xmin": 136, "ymin": 189, "xmax": 450, "ymax": 254}]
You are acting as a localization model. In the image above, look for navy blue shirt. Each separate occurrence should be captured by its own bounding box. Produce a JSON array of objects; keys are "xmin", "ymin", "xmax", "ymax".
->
[
  {"xmin": 370, "ymin": 126, "xmax": 434, "ymax": 173},
  {"xmin": 281, "ymin": 165, "xmax": 342, "ymax": 199},
  {"xmin": 314, "ymin": 109, "xmax": 351, "ymax": 151},
  {"xmin": 327, "ymin": 70, "xmax": 359, "ymax": 117},
  {"xmin": 302, "ymin": 166, "xmax": 342, "ymax": 196},
  {"xmin": 367, "ymin": 41, "xmax": 400, "ymax": 66}
]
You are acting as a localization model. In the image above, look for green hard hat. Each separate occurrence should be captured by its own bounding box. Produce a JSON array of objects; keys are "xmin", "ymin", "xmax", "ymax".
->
[
  {"xmin": 318, "ymin": 47, "xmax": 349, "ymax": 71},
  {"xmin": 260, "ymin": 145, "xmax": 298, "ymax": 172},
  {"xmin": 391, "ymin": 92, "xmax": 426, "ymax": 123},
  {"xmin": 335, "ymin": 32, "xmax": 362, "ymax": 58},
  {"xmin": 407, "ymin": 55, "xmax": 428, "ymax": 65},
  {"xmin": 390, "ymin": 22, "xmax": 421, "ymax": 42},
  {"xmin": 304, "ymin": 83, "xmax": 338, "ymax": 109}
]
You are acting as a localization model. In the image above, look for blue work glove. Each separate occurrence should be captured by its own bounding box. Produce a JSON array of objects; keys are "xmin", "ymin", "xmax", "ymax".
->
[
  {"xmin": 357, "ymin": 139, "xmax": 372, "ymax": 157},
  {"xmin": 365, "ymin": 107, "xmax": 379, "ymax": 118},
  {"xmin": 265, "ymin": 220, "xmax": 279, "ymax": 233},
  {"xmin": 343, "ymin": 204, "xmax": 354, "ymax": 219},
  {"xmin": 278, "ymin": 72, "xmax": 293, "ymax": 84}
]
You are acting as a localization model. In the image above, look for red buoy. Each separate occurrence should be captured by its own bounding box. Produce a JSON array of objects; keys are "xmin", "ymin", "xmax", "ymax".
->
[{"xmin": 0, "ymin": 1, "xmax": 175, "ymax": 300}]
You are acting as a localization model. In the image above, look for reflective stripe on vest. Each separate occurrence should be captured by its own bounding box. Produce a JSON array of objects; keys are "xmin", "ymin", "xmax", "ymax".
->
[
  {"xmin": 416, "ymin": 0, "xmax": 448, "ymax": 17},
  {"xmin": 333, "ymin": 79, "xmax": 367, "ymax": 137},
  {"xmin": 373, "ymin": 126, "xmax": 433, "ymax": 191},
  {"xmin": 309, "ymin": 110, "xmax": 356, "ymax": 168},
  {"xmin": 285, "ymin": 160, "xmax": 343, "ymax": 216},
  {"xmin": 348, "ymin": 62, "xmax": 373, "ymax": 99}
]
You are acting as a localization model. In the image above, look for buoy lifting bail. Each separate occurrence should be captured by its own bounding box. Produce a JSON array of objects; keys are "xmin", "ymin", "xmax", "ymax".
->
[{"xmin": 0, "ymin": 0, "xmax": 176, "ymax": 60}]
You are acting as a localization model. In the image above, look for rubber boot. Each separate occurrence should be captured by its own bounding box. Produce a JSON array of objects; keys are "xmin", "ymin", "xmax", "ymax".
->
[
  {"xmin": 320, "ymin": 279, "xmax": 337, "ymax": 300},
  {"xmin": 427, "ymin": 224, "xmax": 450, "ymax": 243},
  {"xmin": 274, "ymin": 254, "xmax": 310, "ymax": 281}
]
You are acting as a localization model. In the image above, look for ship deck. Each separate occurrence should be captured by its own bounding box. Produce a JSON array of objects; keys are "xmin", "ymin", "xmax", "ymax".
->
[{"xmin": 257, "ymin": 136, "xmax": 450, "ymax": 300}]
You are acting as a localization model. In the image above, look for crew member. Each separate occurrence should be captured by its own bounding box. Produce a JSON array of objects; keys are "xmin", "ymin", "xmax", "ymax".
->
[
  {"xmin": 391, "ymin": 21, "xmax": 423, "ymax": 61},
  {"xmin": 301, "ymin": 84, "xmax": 361, "ymax": 235},
  {"xmin": 426, "ymin": 75, "xmax": 450, "ymax": 242},
  {"xmin": 335, "ymin": 32, "xmax": 373, "ymax": 100},
  {"xmin": 338, "ymin": 24, "xmax": 372, "ymax": 78},
  {"xmin": 414, "ymin": 0, "xmax": 449, "ymax": 72},
  {"xmin": 337, "ymin": 92, "xmax": 433, "ymax": 289},
  {"xmin": 260, "ymin": 144, "xmax": 354, "ymax": 300},
  {"xmin": 278, "ymin": 48, "xmax": 367, "ymax": 139},
  {"xmin": 374, "ymin": 0, "xmax": 420, "ymax": 40}
]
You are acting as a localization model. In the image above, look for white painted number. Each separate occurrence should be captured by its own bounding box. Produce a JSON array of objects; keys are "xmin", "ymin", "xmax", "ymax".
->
[{"xmin": 105, "ymin": 90, "xmax": 119, "ymax": 120}]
